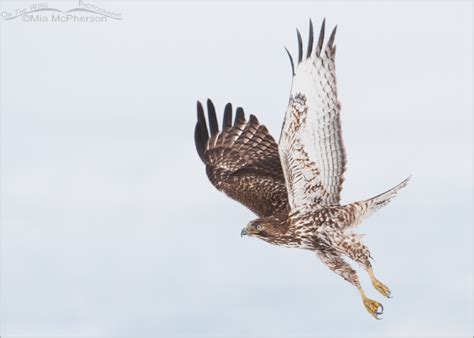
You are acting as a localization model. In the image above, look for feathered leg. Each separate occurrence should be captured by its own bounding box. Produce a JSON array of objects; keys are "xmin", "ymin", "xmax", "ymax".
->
[
  {"xmin": 315, "ymin": 248, "xmax": 383, "ymax": 319},
  {"xmin": 333, "ymin": 233, "xmax": 391, "ymax": 298}
]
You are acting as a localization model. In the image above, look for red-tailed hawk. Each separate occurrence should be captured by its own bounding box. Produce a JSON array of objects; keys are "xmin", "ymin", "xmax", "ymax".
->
[{"xmin": 194, "ymin": 19, "xmax": 409, "ymax": 319}]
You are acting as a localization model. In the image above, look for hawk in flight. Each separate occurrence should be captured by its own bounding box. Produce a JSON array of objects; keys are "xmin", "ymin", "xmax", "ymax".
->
[{"xmin": 194, "ymin": 19, "xmax": 409, "ymax": 319}]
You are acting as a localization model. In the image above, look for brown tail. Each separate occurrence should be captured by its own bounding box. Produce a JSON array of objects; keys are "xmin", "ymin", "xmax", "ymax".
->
[{"xmin": 348, "ymin": 176, "xmax": 411, "ymax": 227}]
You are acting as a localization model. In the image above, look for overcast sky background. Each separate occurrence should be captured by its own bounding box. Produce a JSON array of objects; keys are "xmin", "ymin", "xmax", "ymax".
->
[{"xmin": 1, "ymin": 1, "xmax": 472, "ymax": 337}]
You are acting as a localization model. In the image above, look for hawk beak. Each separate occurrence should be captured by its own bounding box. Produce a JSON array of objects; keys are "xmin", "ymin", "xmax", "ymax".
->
[{"xmin": 241, "ymin": 228, "xmax": 247, "ymax": 237}]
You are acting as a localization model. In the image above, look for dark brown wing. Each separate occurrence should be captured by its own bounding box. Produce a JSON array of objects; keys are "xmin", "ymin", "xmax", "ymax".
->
[{"xmin": 194, "ymin": 99, "xmax": 289, "ymax": 217}]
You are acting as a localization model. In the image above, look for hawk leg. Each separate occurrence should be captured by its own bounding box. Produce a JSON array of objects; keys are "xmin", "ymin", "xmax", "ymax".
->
[
  {"xmin": 334, "ymin": 233, "xmax": 392, "ymax": 299},
  {"xmin": 315, "ymin": 249, "xmax": 384, "ymax": 319},
  {"xmin": 368, "ymin": 268, "xmax": 391, "ymax": 298}
]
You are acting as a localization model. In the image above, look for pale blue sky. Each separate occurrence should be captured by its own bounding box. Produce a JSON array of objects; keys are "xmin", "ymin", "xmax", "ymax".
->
[{"xmin": 1, "ymin": 1, "xmax": 472, "ymax": 337}]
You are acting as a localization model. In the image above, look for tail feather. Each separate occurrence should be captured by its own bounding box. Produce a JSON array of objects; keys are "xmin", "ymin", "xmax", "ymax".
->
[{"xmin": 350, "ymin": 176, "xmax": 411, "ymax": 226}]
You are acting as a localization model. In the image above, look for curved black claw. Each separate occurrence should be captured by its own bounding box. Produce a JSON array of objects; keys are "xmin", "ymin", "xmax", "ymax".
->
[
  {"xmin": 375, "ymin": 303, "xmax": 384, "ymax": 320},
  {"xmin": 377, "ymin": 303, "xmax": 384, "ymax": 314}
]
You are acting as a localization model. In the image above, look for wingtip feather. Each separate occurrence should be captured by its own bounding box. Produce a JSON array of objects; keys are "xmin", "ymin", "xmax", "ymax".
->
[
  {"xmin": 284, "ymin": 46, "xmax": 295, "ymax": 76},
  {"xmin": 223, "ymin": 103, "xmax": 233, "ymax": 129},
  {"xmin": 307, "ymin": 19, "xmax": 314, "ymax": 59},
  {"xmin": 235, "ymin": 107, "xmax": 245, "ymax": 125},
  {"xmin": 196, "ymin": 100, "xmax": 209, "ymax": 140},
  {"xmin": 296, "ymin": 29, "xmax": 303, "ymax": 64},
  {"xmin": 327, "ymin": 25, "xmax": 337, "ymax": 49},
  {"xmin": 316, "ymin": 19, "xmax": 326, "ymax": 57},
  {"xmin": 207, "ymin": 99, "xmax": 219, "ymax": 135},
  {"xmin": 194, "ymin": 122, "xmax": 206, "ymax": 162}
]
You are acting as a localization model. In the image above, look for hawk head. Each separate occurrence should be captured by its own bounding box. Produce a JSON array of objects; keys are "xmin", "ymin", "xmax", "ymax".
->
[{"xmin": 240, "ymin": 217, "xmax": 288, "ymax": 243}]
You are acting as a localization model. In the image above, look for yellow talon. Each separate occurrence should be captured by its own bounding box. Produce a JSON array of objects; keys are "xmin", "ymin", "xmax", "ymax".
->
[
  {"xmin": 363, "ymin": 297, "xmax": 384, "ymax": 319},
  {"xmin": 368, "ymin": 268, "xmax": 392, "ymax": 298},
  {"xmin": 372, "ymin": 278, "xmax": 391, "ymax": 298},
  {"xmin": 358, "ymin": 286, "xmax": 384, "ymax": 319}
]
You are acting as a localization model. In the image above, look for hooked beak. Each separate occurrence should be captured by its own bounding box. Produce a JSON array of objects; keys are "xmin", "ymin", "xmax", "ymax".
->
[{"xmin": 241, "ymin": 227, "xmax": 247, "ymax": 237}]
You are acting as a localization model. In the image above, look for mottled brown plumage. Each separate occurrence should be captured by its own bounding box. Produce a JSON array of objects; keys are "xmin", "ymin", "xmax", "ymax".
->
[
  {"xmin": 194, "ymin": 19, "xmax": 410, "ymax": 319},
  {"xmin": 195, "ymin": 100, "xmax": 289, "ymax": 217}
]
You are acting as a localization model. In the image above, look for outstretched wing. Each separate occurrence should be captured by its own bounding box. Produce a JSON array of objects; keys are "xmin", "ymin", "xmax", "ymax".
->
[
  {"xmin": 279, "ymin": 19, "xmax": 346, "ymax": 210},
  {"xmin": 195, "ymin": 99, "xmax": 289, "ymax": 217}
]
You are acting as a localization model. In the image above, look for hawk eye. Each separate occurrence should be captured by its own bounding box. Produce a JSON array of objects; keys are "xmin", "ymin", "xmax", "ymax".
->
[{"xmin": 256, "ymin": 224, "xmax": 263, "ymax": 231}]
